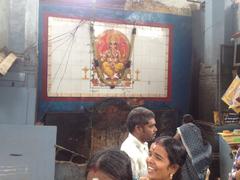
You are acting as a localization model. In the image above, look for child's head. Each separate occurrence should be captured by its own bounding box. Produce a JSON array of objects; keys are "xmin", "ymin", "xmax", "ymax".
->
[{"xmin": 85, "ymin": 149, "xmax": 133, "ymax": 180}]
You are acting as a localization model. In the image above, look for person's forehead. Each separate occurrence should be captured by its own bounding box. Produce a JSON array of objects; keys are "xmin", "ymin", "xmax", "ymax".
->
[
  {"xmin": 151, "ymin": 142, "xmax": 157, "ymax": 150},
  {"xmin": 87, "ymin": 170, "xmax": 114, "ymax": 180},
  {"xmin": 147, "ymin": 118, "xmax": 156, "ymax": 124},
  {"xmin": 150, "ymin": 143, "xmax": 168, "ymax": 158}
]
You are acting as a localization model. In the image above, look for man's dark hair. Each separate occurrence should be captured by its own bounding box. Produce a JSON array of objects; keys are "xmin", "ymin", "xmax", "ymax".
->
[
  {"xmin": 85, "ymin": 149, "xmax": 133, "ymax": 180},
  {"xmin": 127, "ymin": 107, "xmax": 155, "ymax": 133}
]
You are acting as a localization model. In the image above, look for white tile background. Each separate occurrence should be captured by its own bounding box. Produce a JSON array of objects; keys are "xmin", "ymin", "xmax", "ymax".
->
[{"xmin": 47, "ymin": 16, "xmax": 170, "ymax": 98}]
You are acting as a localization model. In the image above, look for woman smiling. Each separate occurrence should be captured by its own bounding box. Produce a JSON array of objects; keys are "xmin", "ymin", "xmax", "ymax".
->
[{"xmin": 140, "ymin": 136, "xmax": 187, "ymax": 180}]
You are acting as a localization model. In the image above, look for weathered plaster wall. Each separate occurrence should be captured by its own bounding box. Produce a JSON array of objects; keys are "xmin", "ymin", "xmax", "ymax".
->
[
  {"xmin": 0, "ymin": 0, "xmax": 38, "ymax": 124},
  {"xmin": 25, "ymin": 0, "xmax": 39, "ymax": 50},
  {"xmin": 0, "ymin": 0, "xmax": 9, "ymax": 49},
  {"xmin": 8, "ymin": 0, "xmax": 26, "ymax": 53},
  {"xmin": 190, "ymin": 9, "xmax": 204, "ymax": 118},
  {"xmin": 198, "ymin": 0, "xmax": 234, "ymax": 121},
  {"xmin": 224, "ymin": 0, "xmax": 235, "ymax": 44},
  {"xmin": 125, "ymin": 0, "xmax": 199, "ymax": 16}
]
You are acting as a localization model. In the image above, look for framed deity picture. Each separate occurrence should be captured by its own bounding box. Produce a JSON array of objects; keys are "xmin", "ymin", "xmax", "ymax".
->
[{"xmin": 43, "ymin": 15, "xmax": 172, "ymax": 99}]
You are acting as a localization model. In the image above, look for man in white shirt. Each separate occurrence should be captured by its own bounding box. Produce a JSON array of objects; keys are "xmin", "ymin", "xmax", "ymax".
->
[{"xmin": 121, "ymin": 107, "xmax": 157, "ymax": 180}]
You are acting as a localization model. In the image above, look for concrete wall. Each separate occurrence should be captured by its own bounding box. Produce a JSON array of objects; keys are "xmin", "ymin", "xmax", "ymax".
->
[
  {"xmin": 0, "ymin": 0, "xmax": 9, "ymax": 49},
  {"xmin": 198, "ymin": 0, "xmax": 235, "ymax": 121},
  {"xmin": 0, "ymin": 0, "xmax": 38, "ymax": 124},
  {"xmin": 233, "ymin": 2, "xmax": 240, "ymax": 34},
  {"xmin": 204, "ymin": 0, "xmax": 225, "ymax": 65},
  {"xmin": 8, "ymin": 0, "xmax": 26, "ymax": 53},
  {"xmin": 190, "ymin": 9, "xmax": 204, "ymax": 118},
  {"xmin": 224, "ymin": 0, "xmax": 235, "ymax": 44}
]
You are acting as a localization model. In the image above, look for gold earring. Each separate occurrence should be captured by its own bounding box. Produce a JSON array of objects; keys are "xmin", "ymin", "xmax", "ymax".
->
[{"xmin": 170, "ymin": 173, "xmax": 173, "ymax": 179}]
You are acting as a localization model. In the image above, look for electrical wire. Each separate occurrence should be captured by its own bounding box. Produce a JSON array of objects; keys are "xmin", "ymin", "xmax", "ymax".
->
[{"xmin": 54, "ymin": 22, "xmax": 83, "ymax": 93}]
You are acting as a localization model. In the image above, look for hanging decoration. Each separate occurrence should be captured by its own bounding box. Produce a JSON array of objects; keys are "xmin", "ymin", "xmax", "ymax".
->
[{"xmin": 222, "ymin": 75, "xmax": 240, "ymax": 113}]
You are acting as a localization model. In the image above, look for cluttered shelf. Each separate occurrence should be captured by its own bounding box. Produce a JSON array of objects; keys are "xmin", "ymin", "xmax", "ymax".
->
[
  {"xmin": 218, "ymin": 129, "xmax": 240, "ymax": 146},
  {"xmin": 219, "ymin": 135, "xmax": 237, "ymax": 180},
  {"xmin": 218, "ymin": 128, "xmax": 240, "ymax": 180},
  {"xmin": 212, "ymin": 119, "xmax": 240, "ymax": 179},
  {"xmin": 213, "ymin": 110, "xmax": 240, "ymax": 125}
]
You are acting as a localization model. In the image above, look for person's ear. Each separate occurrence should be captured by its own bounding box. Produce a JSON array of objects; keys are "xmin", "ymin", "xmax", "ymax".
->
[
  {"xmin": 136, "ymin": 125, "xmax": 143, "ymax": 133},
  {"xmin": 169, "ymin": 164, "xmax": 179, "ymax": 176}
]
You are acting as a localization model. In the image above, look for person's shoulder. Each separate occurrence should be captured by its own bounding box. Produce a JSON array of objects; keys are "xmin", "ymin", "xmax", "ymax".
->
[
  {"xmin": 121, "ymin": 139, "xmax": 137, "ymax": 149},
  {"xmin": 180, "ymin": 122, "xmax": 198, "ymax": 129},
  {"xmin": 121, "ymin": 145, "xmax": 142, "ymax": 160},
  {"xmin": 121, "ymin": 139, "xmax": 141, "ymax": 155}
]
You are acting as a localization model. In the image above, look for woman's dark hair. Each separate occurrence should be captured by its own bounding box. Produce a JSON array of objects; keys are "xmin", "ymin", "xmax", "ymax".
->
[
  {"xmin": 85, "ymin": 149, "xmax": 133, "ymax": 180},
  {"xmin": 182, "ymin": 114, "xmax": 208, "ymax": 145},
  {"xmin": 127, "ymin": 107, "xmax": 155, "ymax": 133},
  {"xmin": 182, "ymin": 114, "xmax": 194, "ymax": 124},
  {"xmin": 155, "ymin": 136, "xmax": 187, "ymax": 180}
]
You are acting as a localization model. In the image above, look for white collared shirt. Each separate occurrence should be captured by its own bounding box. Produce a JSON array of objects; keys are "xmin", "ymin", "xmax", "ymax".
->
[{"xmin": 120, "ymin": 133, "xmax": 149, "ymax": 179}]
